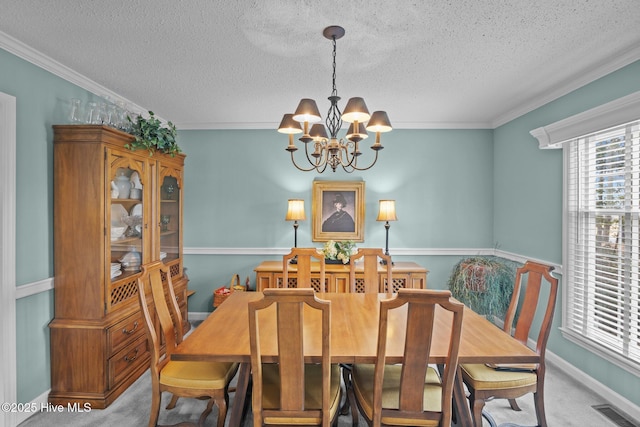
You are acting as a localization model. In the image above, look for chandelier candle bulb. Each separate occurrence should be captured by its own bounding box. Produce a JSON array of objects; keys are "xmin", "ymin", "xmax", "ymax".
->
[
  {"xmin": 278, "ymin": 114, "xmax": 303, "ymax": 152},
  {"xmin": 367, "ymin": 110, "xmax": 393, "ymax": 148},
  {"xmin": 346, "ymin": 122, "xmax": 368, "ymax": 143}
]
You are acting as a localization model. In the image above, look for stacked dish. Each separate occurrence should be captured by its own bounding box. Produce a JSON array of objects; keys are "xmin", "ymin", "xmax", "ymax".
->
[
  {"xmin": 111, "ymin": 204, "xmax": 128, "ymax": 240},
  {"xmin": 111, "ymin": 226, "xmax": 126, "ymax": 240},
  {"xmin": 110, "ymin": 262, "xmax": 122, "ymax": 279}
]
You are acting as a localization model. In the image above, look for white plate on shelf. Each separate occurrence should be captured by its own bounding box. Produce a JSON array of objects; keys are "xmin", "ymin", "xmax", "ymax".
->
[
  {"xmin": 130, "ymin": 203, "xmax": 142, "ymax": 217},
  {"xmin": 130, "ymin": 203, "xmax": 143, "ymax": 233},
  {"xmin": 111, "ymin": 204, "xmax": 127, "ymax": 227}
]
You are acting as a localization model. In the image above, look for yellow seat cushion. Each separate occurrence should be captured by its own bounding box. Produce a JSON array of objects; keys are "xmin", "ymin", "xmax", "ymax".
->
[
  {"xmin": 160, "ymin": 360, "xmax": 238, "ymax": 389},
  {"xmin": 351, "ymin": 364, "xmax": 443, "ymax": 427},
  {"xmin": 460, "ymin": 363, "xmax": 537, "ymax": 390},
  {"xmin": 259, "ymin": 363, "xmax": 341, "ymax": 425}
]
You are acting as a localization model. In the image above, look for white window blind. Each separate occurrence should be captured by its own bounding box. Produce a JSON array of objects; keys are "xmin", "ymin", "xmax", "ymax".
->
[{"xmin": 564, "ymin": 119, "xmax": 640, "ymax": 371}]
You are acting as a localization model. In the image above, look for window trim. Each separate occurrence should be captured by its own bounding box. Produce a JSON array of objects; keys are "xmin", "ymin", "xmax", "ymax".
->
[
  {"xmin": 531, "ymin": 91, "xmax": 640, "ymax": 376},
  {"xmin": 530, "ymin": 91, "xmax": 640, "ymax": 149}
]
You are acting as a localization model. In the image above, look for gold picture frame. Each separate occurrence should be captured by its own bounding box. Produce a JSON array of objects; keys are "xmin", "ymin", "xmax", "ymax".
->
[{"xmin": 312, "ymin": 181, "xmax": 365, "ymax": 242}]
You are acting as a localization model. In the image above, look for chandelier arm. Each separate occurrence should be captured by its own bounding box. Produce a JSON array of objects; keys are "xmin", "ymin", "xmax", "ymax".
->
[
  {"xmin": 302, "ymin": 140, "xmax": 324, "ymax": 167},
  {"xmin": 346, "ymin": 150, "xmax": 380, "ymax": 171},
  {"xmin": 301, "ymin": 140, "xmax": 331, "ymax": 173},
  {"xmin": 289, "ymin": 151, "xmax": 320, "ymax": 172},
  {"xmin": 339, "ymin": 140, "xmax": 358, "ymax": 169},
  {"xmin": 316, "ymin": 160, "xmax": 330, "ymax": 173}
]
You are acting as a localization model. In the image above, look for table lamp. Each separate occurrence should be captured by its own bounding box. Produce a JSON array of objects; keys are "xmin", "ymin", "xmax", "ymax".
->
[
  {"xmin": 285, "ymin": 199, "xmax": 306, "ymax": 248},
  {"xmin": 376, "ymin": 200, "xmax": 397, "ymax": 264}
]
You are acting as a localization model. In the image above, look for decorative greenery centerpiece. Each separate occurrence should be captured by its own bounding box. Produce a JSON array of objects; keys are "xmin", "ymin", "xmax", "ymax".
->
[
  {"xmin": 321, "ymin": 240, "xmax": 357, "ymax": 264},
  {"xmin": 126, "ymin": 111, "xmax": 181, "ymax": 157},
  {"xmin": 447, "ymin": 256, "xmax": 518, "ymax": 320}
]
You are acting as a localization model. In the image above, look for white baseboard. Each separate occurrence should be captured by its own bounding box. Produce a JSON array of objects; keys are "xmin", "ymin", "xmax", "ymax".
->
[
  {"xmin": 15, "ymin": 388, "xmax": 49, "ymax": 426},
  {"xmin": 188, "ymin": 311, "xmax": 210, "ymax": 322}
]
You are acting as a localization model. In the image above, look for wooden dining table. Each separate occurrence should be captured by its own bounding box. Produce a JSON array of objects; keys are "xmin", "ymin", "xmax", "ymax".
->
[{"xmin": 172, "ymin": 291, "xmax": 540, "ymax": 427}]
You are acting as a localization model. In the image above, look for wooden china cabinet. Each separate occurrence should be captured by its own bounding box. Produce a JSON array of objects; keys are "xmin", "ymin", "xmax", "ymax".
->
[{"xmin": 49, "ymin": 125, "xmax": 187, "ymax": 408}]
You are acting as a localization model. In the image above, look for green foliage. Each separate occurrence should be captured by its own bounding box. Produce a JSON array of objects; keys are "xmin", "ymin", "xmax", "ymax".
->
[
  {"xmin": 125, "ymin": 111, "xmax": 181, "ymax": 157},
  {"xmin": 447, "ymin": 256, "xmax": 519, "ymax": 319}
]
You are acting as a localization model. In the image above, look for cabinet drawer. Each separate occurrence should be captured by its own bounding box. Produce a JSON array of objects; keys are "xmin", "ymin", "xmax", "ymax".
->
[
  {"xmin": 107, "ymin": 311, "xmax": 144, "ymax": 355},
  {"xmin": 108, "ymin": 335, "xmax": 149, "ymax": 389}
]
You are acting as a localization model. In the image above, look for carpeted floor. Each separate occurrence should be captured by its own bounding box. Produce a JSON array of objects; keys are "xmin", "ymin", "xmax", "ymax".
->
[{"xmin": 18, "ymin": 359, "xmax": 626, "ymax": 427}]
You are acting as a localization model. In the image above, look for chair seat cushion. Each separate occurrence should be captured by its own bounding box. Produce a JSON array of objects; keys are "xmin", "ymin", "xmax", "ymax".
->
[
  {"xmin": 351, "ymin": 364, "xmax": 442, "ymax": 427},
  {"xmin": 160, "ymin": 360, "xmax": 238, "ymax": 389},
  {"xmin": 260, "ymin": 363, "xmax": 341, "ymax": 425},
  {"xmin": 460, "ymin": 363, "xmax": 537, "ymax": 390}
]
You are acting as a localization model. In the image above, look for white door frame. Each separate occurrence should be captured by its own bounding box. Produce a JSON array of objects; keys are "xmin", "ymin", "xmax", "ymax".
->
[{"xmin": 1, "ymin": 92, "xmax": 17, "ymax": 427}]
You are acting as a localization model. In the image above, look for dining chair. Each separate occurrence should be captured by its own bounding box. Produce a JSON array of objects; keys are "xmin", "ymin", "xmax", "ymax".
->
[
  {"xmin": 248, "ymin": 288, "xmax": 342, "ymax": 427},
  {"xmin": 460, "ymin": 261, "xmax": 558, "ymax": 427},
  {"xmin": 349, "ymin": 247, "xmax": 392, "ymax": 294},
  {"xmin": 341, "ymin": 248, "xmax": 394, "ymax": 422},
  {"xmin": 350, "ymin": 289, "xmax": 465, "ymax": 426},
  {"xmin": 283, "ymin": 247, "xmax": 326, "ymax": 292},
  {"xmin": 136, "ymin": 261, "xmax": 239, "ymax": 427}
]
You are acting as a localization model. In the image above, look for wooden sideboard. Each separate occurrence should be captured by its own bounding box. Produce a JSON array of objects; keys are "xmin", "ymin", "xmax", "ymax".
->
[{"xmin": 254, "ymin": 260, "xmax": 428, "ymax": 293}]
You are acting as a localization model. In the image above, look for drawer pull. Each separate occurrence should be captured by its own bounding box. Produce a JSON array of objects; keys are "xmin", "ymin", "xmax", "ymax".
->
[
  {"xmin": 124, "ymin": 348, "xmax": 139, "ymax": 363},
  {"xmin": 122, "ymin": 321, "xmax": 139, "ymax": 335}
]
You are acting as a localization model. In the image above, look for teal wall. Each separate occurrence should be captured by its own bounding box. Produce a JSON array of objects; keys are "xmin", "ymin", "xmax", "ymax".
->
[
  {"xmin": 0, "ymin": 48, "xmax": 111, "ymax": 403},
  {"xmin": 179, "ymin": 128, "xmax": 495, "ymax": 311},
  {"xmin": 3, "ymin": 42, "xmax": 640, "ymax": 408},
  {"xmin": 493, "ymin": 60, "xmax": 640, "ymax": 407}
]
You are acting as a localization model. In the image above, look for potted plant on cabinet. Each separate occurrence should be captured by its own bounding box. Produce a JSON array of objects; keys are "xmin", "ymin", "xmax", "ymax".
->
[
  {"xmin": 126, "ymin": 111, "xmax": 181, "ymax": 156},
  {"xmin": 447, "ymin": 256, "xmax": 518, "ymax": 320}
]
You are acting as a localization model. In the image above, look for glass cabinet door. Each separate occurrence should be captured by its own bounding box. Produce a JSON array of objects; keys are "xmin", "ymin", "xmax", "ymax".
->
[
  {"xmin": 109, "ymin": 166, "xmax": 144, "ymax": 282},
  {"xmin": 160, "ymin": 175, "xmax": 180, "ymax": 263}
]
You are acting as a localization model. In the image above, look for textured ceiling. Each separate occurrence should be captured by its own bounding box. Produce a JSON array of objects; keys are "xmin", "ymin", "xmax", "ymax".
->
[{"xmin": 1, "ymin": 0, "xmax": 639, "ymax": 130}]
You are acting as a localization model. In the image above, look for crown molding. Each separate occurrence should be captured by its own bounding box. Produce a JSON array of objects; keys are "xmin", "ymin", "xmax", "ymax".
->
[
  {"xmin": 492, "ymin": 44, "xmax": 640, "ymax": 128},
  {"xmin": 175, "ymin": 120, "xmax": 494, "ymax": 131},
  {"xmin": 3, "ymin": 29, "xmax": 637, "ymax": 133},
  {"xmin": 0, "ymin": 30, "xmax": 152, "ymax": 121}
]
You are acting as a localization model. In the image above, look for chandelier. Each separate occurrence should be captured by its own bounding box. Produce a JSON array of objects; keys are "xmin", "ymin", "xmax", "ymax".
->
[{"xmin": 278, "ymin": 26, "xmax": 392, "ymax": 173}]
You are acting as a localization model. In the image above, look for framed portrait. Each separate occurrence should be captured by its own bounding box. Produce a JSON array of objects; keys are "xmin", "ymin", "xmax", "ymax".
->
[{"xmin": 312, "ymin": 180, "xmax": 365, "ymax": 242}]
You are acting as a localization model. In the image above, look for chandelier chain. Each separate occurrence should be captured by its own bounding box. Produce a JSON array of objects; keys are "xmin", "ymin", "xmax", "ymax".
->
[
  {"xmin": 331, "ymin": 36, "xmax": 337, "ymax": 97},
  {"xmin": 326, "ymin": 34, "xmax": 342, "ymax": 139}
]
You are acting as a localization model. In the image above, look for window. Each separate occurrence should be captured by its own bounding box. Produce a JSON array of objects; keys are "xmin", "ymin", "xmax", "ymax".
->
[
  {"xmin": 531, "ymin": 91, "xmax": 640, "ymax": 374},
  {"xmin": 564, "ymin": 119, "xmax": 640, "ymax": 373}
]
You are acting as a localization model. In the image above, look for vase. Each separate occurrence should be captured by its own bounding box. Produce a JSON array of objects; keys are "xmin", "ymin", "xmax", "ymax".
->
[{"xmin": 115, "ymin": 173, "xmax": 131, "ymax": 199}]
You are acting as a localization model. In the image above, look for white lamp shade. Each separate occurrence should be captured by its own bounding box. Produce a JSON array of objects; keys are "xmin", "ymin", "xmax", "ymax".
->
[
  {"xmin": 376, "ymin": 200, "xmax": 397, "ymax": 221},
  {"xmin": 285, "ymin": 199, "xmax": 306, "ymax": 221}
]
